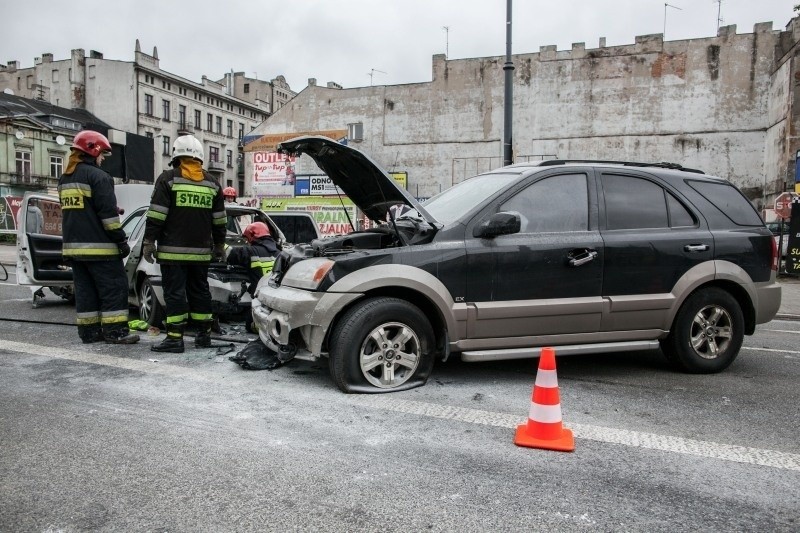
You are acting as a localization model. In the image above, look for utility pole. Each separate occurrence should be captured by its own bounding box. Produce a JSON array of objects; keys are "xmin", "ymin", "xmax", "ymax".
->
[
  {"xmin": 367, "ymin": 69, "xmax": 387, "ymax": 86},
  {"xmin": 442, "ymin": 26, "xmax": 450, "ymax": 58},
  {"xmin": 663, "ymin": 3, "xmax": 682, "ymax": 40},
  {"xmin": 502, "ymin": 0, "xmax": 514, "ymax": 167}
]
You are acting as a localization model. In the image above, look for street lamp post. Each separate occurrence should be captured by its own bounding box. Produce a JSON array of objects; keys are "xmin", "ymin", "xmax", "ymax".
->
[{"xmin": 503, "ymin": 0, "xmax": 514, "ymax": 167}]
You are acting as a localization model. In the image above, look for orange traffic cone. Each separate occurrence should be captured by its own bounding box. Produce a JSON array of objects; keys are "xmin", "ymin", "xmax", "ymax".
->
[{"xmin": 514, "ymin": 347, "xmax": 575, "ymax": 452}]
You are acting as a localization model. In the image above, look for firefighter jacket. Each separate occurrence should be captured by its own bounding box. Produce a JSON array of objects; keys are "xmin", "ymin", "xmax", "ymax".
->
[
  {"xmin": 227, "ymin": 237, "xmax": 280, "ymax": 295},
  {"xmin": 58, "ymin": 153, "xmax": 126, "ymax": 260},
  {"xmin": 143, "ymin": 167, "xmax": 226, "ymax": 264}
]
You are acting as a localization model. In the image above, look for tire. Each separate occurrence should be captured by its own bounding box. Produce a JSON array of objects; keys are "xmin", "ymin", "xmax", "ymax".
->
[
  {"xmin": 329, "ymin": 297, "xmax": 435, "ymax": 393},
  {"xmin": 139, "ymin": 278, "xmax": 165, "ymax": 328},
  {"xmin": 661, "ymin": 287, "xmax": 744, "ymax": 374}
]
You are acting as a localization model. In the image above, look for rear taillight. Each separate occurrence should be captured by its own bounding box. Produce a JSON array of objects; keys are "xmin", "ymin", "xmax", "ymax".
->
[{"xmin": 770, "ymin": 236, "xmax": 779, "ymax": 271}]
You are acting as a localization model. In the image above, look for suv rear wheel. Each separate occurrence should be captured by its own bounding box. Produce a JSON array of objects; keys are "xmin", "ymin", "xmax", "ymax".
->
[
  {"xmin": 661, "ymin": 287, "xmax": 744, "ymax": 373},
  {"xmin": 329, "ymin": 297, "xmax": 435, "ymax": 393},
  {"xmin": 139, "ymin": 278, "xmax": 165, "ymax": 328}
]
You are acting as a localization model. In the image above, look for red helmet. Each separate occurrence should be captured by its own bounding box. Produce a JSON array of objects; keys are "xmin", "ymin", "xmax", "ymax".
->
[
  {"xmin": 223, "ymin": 186, "xmax": 237, "ymax": 200},
  {"xmin": 72, "ymin": 130, "xmax": 112, "ymax": 158},
  {"xmin": 243, "ymin": 222, "xmax": 270, "ymax": 243}
]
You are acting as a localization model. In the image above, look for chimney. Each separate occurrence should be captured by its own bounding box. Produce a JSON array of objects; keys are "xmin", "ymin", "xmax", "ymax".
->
[
  {"xmin": 7, "ymin": 61, "xmax": 18, "ymax": 71},
  {"xmin": 599, "ymin": 37, "xmax": 606, "ymax": 48},
  {"xmin": 308, "ymin": 78, "xmax": 317, "ymax": 86},
  {"xmin": 326, "ymin": 81, "xmax": 342, "ymax": 89},
  {"xmin": 89, "ymin": 50, "xmax": 103, "ymax": 59},
  {"xmin": 42, "ymin": 53, "xmax": 54, "ymax": 63}
]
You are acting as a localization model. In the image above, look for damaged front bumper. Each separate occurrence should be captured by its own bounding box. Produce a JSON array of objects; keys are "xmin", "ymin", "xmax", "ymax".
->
[{"xmin": 252, "ymin": 283, "xmax": 362, "ymax": 359}]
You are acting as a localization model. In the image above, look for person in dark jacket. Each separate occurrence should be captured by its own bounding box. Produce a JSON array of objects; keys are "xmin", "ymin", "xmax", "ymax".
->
[
  {"xmin": 58, "ymin": 130, "xmax": 139, "ymax": 344},
  {"xmin": 142, "ymin": 135, "xmax": 227, "ymax": 353},
  {"xmin": 227, "ymin": 221, "xmax": 280, "ymax": 333}
]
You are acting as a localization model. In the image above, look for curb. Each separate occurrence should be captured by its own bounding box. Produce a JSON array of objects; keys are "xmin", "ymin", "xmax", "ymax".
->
[{"xmin": 775, "ymin": 313, "xmax": 800, "ymax": 321}]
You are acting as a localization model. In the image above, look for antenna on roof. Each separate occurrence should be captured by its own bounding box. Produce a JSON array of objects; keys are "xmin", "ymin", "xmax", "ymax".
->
[
  {"xmin": 367, "ymin": 69, "xmax": 387, "ymax": 86},
  {"xmin": 442, "ymin": 26, "xmax": 450, "ymax": 58},
  {"xmin": 715, "ymin": 0, "xmax": 724, "ymax": 33},
  {"xmin": 663, "ymin": 3, "xmax": 682, "ymax": 40}
]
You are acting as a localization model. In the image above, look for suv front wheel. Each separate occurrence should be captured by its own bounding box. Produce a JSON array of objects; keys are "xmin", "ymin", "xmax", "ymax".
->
[
  {"xmin": 329, "ymin": 297, "xmax": 435, "ymax": 393},
  {"xmin": 661, "ymin": 287, "xmax": 744, "ymax": 373}
]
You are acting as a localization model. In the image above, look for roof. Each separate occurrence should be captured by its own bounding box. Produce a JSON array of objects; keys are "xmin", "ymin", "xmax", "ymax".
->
[{"xmin": 0, "ymin": 91, "xmax": 111, "ymax": 130}]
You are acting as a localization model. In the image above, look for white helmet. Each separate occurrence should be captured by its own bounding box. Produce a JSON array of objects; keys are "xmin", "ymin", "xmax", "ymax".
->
[{"xmin": 172, "ymin": 135, "xmax": 204, "ymax": 163}]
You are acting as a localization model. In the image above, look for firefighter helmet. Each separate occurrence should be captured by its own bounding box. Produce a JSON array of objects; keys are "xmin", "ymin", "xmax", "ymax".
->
[
  {"xmin": 223, "ymin": 186, "xmax": 237, "ymax": 201},
  {"xmin": 171, "ymin": 135, "xmax": 204, "ymax": 162},
  {"xmin": 71, "ymin": 130, "xmax": 112, "ymax": 158},
  {"xmin": 243, "ymin": 222, "xmax": 270, "ymax": 243}
]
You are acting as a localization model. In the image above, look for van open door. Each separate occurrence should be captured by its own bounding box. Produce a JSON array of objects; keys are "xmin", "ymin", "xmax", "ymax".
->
[{"xmin": 16, "ymin": 192, "xmax": 74, "ymax": 300}]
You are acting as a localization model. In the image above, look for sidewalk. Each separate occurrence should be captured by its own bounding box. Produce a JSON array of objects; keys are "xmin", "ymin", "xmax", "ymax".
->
[{"xmin": 2, "ymin": 242, "xmax": 800, "ymax": 319}]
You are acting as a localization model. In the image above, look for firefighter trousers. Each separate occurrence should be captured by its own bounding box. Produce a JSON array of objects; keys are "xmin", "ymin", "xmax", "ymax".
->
[
  {"xmin": 160, "ymin": 263, "xmax": 213, "ymax": 332},
  {"xmin": 72, "ymin": 259, "xmax": 129, "ymax": 341}
]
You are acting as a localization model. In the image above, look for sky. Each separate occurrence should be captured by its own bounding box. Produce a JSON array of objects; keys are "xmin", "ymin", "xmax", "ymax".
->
[{"xmin": 1, "ymin": 0, "xmax": 795, "ymax": 92}]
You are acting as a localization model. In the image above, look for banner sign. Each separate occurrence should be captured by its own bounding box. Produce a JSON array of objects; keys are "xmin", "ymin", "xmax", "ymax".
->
[
  {"xmin": 251, "ymin": 151, "xmax": 297, "ymax": 197},
  {"xmin": 260, "ymin": 197, "xmax": 358, "ymax": 238},
  {"xmin": 243, "ymin": 130, "xmax": 348, "ymax": 153},
  {"xmin": 0, "ymin": 196, "xmax": 22, "ymax": 233}
]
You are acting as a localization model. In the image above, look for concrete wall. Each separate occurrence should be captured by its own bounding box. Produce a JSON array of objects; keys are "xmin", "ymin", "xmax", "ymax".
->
[{"xmin": 250, "ymin": 20, "xmax": 797, "ymax": 205}]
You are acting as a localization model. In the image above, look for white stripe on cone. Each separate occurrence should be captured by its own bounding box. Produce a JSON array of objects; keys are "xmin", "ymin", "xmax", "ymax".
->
[
  {"xmin": 529, "ymin": 402, "xmax": 563, "ymax": 424},
  {"xmin": 534, "ymin": 368, "xmax": 558, "ymax": 388}
]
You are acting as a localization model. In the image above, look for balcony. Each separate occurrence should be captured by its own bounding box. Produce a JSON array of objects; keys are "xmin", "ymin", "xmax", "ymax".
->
[{"xmin": 1, "ymin": 172, "xmax": 53, "ymax": 190}]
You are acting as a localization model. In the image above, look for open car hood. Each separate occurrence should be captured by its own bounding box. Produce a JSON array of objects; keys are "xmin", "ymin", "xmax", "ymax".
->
[{"xmin": 277, "ymin": 136, "xmax": 437, "ymax": 225}]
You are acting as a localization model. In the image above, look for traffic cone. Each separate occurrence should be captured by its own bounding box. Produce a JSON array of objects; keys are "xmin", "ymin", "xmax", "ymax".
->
[{"xmin": 514, "ymin": 347, "xmax": 575, "ymax": 452}]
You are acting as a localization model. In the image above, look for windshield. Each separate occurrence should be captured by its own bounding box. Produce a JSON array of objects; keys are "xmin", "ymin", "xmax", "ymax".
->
[{"xmin": 422, "ymin": 173, "xmax": 519, "ymax": 225}]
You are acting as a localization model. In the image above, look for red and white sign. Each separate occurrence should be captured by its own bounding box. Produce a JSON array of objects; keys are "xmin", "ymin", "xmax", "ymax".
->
[
  {"xmin": 774, "ymin": 192, "xmax": 797, "ymax": 219},
  {"xmin": 251, "ymin": 152, "xmax": 296, "ymax": 197}
]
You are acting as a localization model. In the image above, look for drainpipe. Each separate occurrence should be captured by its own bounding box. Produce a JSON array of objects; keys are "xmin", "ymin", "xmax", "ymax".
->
[{"xmin": 502, "ymin": 0, "xmax": 514, "ymax": 167}]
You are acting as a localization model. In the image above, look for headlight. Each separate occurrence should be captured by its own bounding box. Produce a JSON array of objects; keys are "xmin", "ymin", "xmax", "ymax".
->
[{"xmin": 281, "ymin": 258, "xmax": 334, "ymax": 290}]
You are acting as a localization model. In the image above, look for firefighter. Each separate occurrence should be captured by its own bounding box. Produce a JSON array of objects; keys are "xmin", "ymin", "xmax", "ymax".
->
[
  {"xmin": 227, "ymin": 221, "xmax": 280, "ymax": 333},
  {"xmin": 142, "ymin": 135, "xmax": 227, "ymax": 353},
  {"xmin": 58, "ymin": 130, "xmax": 139, "ymax": 344},
  {"xmin": 223, "ymin": 186, "xmax": 237, "ymax": 204}
]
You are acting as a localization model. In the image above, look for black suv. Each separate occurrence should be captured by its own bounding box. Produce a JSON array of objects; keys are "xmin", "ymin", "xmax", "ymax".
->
[{"xmin": 252, "ymin": 137, "xmax": 781, "ymax": 393}]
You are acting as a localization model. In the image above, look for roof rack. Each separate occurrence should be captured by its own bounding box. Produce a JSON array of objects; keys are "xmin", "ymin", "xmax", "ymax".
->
[{"xmin": 537, "ymin": 159, "xmax": 705, "ymax": 174}]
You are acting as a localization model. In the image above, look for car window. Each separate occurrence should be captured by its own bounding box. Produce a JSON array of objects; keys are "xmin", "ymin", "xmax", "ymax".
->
[
  {"xmin": 27, "ymin": 198, "xmax": 62, "ymax": 236},
  {"xmin": 687, "ymin": 180, "xmax": 763, "ymax": 226},
  {"xmin": 666, "ymin": 193, "xmax": 697, "ymax": 227},
  {"xmin": 603, "ymin": 174, "xmax": 669, "ymax": 230},
  {"xmin": 423, "ymin": 173, "xmax": 519, "ymax": 225},
  {"xmin": 500, "ymin": 173, "xmax": 588, "ymax": 232},
  {"xmin": 121, "ymin": 208, "xmax": 146, "ymax": 239}
]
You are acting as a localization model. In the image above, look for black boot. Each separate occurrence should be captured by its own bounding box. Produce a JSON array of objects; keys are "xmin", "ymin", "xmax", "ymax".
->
[
  {"xmin": 104, "ymin": 327, "xmax": 140, "ymax": 344},
  {"xmin": 151, "ymin": 324, "xmax": 184, "ymax": 353},
  {"xmin": 80, "ymin": 326, "xmax": 104, "ymax": 344},
  {"xmin": 194, "ymin": 323, "xmax": 213, "ymax": 348}
]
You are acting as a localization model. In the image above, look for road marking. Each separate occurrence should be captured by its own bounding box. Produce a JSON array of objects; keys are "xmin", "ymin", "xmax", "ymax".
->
[
  {"xmin": 349, "ymin": 396, "xmax": 800, "ymax": 471},
  {"xmin": 3, "ymin": 338, "xmax": 799, "ymax": 471},
  {"xmin": 761, "ymin": 329, "xmax": 800, "ymax": 335},
  {"xmin": 742, "ymin": 346, "xmax": 800, "ymax": 355}
]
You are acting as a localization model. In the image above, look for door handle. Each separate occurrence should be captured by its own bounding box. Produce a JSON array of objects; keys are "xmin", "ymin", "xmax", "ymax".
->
[
  {"xmin": 684, "ymin": 244, "xmax": 709, "ymax": 252},
  {"xmin": 568, "ymin": 249, "xmax": 598, "ymax": 267}
]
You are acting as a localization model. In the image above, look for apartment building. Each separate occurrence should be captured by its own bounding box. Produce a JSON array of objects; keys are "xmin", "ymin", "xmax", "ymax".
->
[{"xmin": 0, "ymin": 41, "xmax": 293, "ymax": 196}]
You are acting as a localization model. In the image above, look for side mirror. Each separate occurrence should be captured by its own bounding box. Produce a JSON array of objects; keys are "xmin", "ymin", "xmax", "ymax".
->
[{"xmin": 473, "ymin": 211, "xmax": 521, "ymax": 238}]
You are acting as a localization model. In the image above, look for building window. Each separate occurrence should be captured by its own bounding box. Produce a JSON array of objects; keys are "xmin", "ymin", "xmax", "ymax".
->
[
  {"xmin": 227, "ymin": 119, "xmax": 233, "ymax": 137},
  {"xmin": 145, "ymin": 94, "xmax": 154, "ymax": 115},
  {"xmin": 226, "ymin": 150, "xmax": 233, "ymax": 167},
  {"xmin": 244, "ymin": 83, "xmax": 250, "ymax": 94},
  {"xmin": 347, "ymin": 122, "xmax": 364, "ymax": 142},
  {"xmin": 238, "ymin": 123, "xmax": 244, "ymax": 139},
  {"xmin": 162, "ymin": 99, "xmax": 171, "ymax": 121},
  {"xmin": 49, "ymin": 155, "xmax": 63, "ymax": 178},
  {"xmin": 162, "ymin": 136, "xmax": 171, "ymax": 156},
  {"xmin": 215, "ymin": 116, "xmax": 222, "ymax": 134},
  {"xmin": 207, "ymin": 113, "xmax": 213, "ymax": 131},
  {"xmin": 52, "ymin": 69, "xmax": 59, "ymax": 83},
  {"xmin": 145, "ymin": 132, "xmax": 153, "ymax": 138},
  {"xmin": 178, "ymin": 105, "xmax": 186, "ymax": 129},
  {"xmin": 15, "ymin": 151, "xmax": 32, "ymax": 180},
  {"xmin": 209, "ymin": 146, "xmax": 219, "ymax": 162},
  {"xmin": 194, "ymin": 109, "xmax": 201, "ymax": 129}
]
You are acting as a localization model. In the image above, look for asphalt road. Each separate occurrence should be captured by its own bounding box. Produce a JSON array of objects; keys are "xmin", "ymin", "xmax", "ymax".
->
[{"xmin": 0, "ymin": 264, "xmax": 798, "ymax": 532}]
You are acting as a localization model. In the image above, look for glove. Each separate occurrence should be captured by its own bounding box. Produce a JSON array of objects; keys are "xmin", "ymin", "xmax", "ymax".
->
[
  {"xmin": 118, "ymin": 241, "xmax": 131, "ymax": 258},
  {"xmin": 213, "ymin": 243, "xmax": 226, "ymax": 262},
  {"xmin": 142, "ymin": 241, "xmax": 156, "ymax": 263}
]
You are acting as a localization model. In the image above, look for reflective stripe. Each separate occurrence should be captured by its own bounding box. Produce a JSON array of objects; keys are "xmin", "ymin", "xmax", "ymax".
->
[
  {"xmin": 149, "ymin": 204, "xmax": 169, "ymax": 215},
  {"xmin": 213, "ymin": 218, "xmax": 227, "ymax": 226},
  {"xmin": 189, "ymin": 313, "xmax": 213, "ymax": 321},
  {"xmin": 166, "ymin": 314, "xmax": 189, "ymax": 324},
  {"xmin": 58, "ymin": 182, "xmax": 92, "ymax": 194},
  {"xmin": 101, "ymin": 314, "xmax": 129, "ymax": 325},
  {"xmin": 76, "ymin": 311, "xmax": 100, "ymax": 325},
  {"xmin": 529, "ymin": 402, "xmax": 563, "ymax": 424},
  {"xmin": 251, "ymin": 257, "xmax": 275, "ymax": 275},
  {"xmin": 63, "ymin": 241, "xmax": 120, "ymax": 257},
  {"xmin": 535, "ymin": 369, "xmax": 559, "ymax": 388},
  {"xmin": 156, "ymin": 252, "xmax": 212, "ymax": 262},
  {"xmin": 158, "ymin": 245, "xmax": 212, "ymax": 254},
  {"xmin": 146, "ymin": 210, "xmax": 167, "ymax": 221},
  {"xmin": 212, "ymin": 211, "xmax": 226, "ymax": 220},
  {"xmin": 102, "ymin": 216, "xmax": 121, "ymax": 230},
  {"xmin": 172, "ymin": 183, "xmax": 216, "ymax": 194},
  {"xmin": 172, "ymin": 176, "xmax": 218, "ymax": 189}
]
